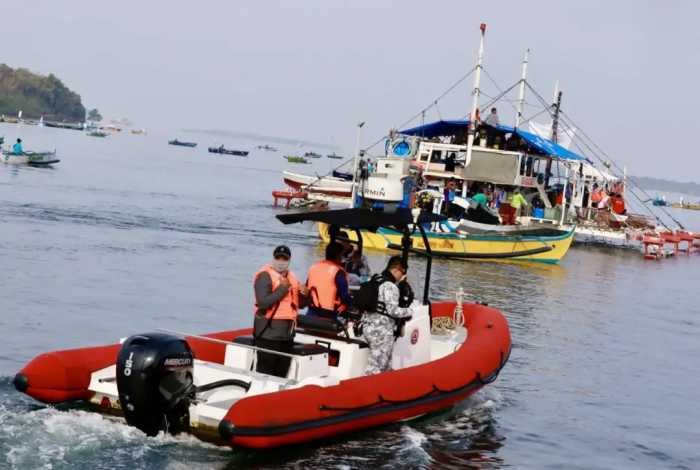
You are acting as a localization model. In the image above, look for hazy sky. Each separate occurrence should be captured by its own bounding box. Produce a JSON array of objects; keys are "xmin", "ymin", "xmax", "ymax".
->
[{"xmin": 2, "ymin": 1, "xmax": 699, "ymax": 179}]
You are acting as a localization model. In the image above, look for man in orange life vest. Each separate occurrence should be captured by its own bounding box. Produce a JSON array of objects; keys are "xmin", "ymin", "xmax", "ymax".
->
[
  {"xmin": 253, "ymin": 245, "xmax": 308, "ymax": 377},
  {"xmin": 306, "ymin": 242, "xmax": 353, "ymax": 320}
]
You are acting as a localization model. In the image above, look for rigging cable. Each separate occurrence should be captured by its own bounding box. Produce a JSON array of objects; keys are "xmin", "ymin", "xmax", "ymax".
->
[{"xmin": 524, "ymin": 81, "xmax": 677, "ymax": 230}]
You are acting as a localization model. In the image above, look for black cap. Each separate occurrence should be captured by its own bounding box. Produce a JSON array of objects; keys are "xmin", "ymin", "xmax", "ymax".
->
[{"xmin": 273, "ymin": 245, "xmax": 291, "ymax": 259}]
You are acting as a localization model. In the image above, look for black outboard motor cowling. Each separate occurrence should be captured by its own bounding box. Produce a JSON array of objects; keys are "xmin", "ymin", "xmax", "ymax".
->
[{"xmin": 116, "ymin": 333, "xmax": 194, "ymax": 436}]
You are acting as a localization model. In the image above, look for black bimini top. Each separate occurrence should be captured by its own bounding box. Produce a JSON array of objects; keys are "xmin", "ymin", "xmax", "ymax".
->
[{"xmin": 276, "ymin": 208, "xmax": 444, "ymax": 231}]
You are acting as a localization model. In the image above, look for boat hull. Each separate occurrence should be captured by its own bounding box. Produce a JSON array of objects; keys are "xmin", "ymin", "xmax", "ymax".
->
[
  {"xmin": 14, "ymin": 302, "xmax": 510, "ymax": 449},
  {"xmin": 283, "ymin": 171, "xmax": 353, "ymax": 197},
  {"xmin": 319, "ymin": 222, "xmax": 574, "ymax": 263}
]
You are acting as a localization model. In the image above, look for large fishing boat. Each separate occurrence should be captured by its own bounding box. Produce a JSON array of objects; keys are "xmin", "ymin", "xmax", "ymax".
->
[{"xmin": 14, "ymin": 208, "xmax": 511, "ymax": 449}]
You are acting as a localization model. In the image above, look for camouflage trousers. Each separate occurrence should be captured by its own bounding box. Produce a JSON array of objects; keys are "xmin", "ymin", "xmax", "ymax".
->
[{"xmin": 362, "ymin": 314, "xmax": 395, "ymax": 375}]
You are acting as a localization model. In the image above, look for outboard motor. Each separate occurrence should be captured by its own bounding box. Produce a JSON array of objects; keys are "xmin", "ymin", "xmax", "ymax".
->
[{"xmin": 116, "ymin": 333, "xmax": 194, "ymax": 436}]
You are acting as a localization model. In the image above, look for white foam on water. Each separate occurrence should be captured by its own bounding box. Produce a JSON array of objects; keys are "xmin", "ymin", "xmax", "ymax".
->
[{"xmin": 0, "ymin": 404, "xmax": 230, "ymax": 470}]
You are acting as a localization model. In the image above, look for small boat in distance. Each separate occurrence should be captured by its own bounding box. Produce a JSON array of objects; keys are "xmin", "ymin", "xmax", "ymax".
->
[
  {"xmin": 284, "ymin": 155, "xmax": 310, "ymax": 164},
  {"xmin": 2, "ymin": 149, "xmax": 60, "ymax": 166},
  {"xmin": 326, "ymin": 152, "xmax": 343, "ymax": 159},
  {"xmin": 303, "ymin": 151, "xmax": 322, "ymax": 159},
  {"xmin": 87, "ymin": 131, "xmax": 108, "ymax": 138},
  {"xmin": 208, "ymin": 146, "xmax": 249, "ymax": 156},
  {"xmin": 257, "ymin": 144, "xmax": 278, "ymax": 152},
  {"xmin": 169, "ymin": 139, "xmax": 197, "ymax": 147}
]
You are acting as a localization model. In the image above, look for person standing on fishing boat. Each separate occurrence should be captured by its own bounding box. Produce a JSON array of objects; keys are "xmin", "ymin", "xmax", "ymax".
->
[
  {"xmin": 253, "ymin": 245, "xmax": 308, "ymax": 377},
  {"xmin": 509, "ymin": 187, "xmax": 529, "ymax": 218},
  {"xmin": 483, "ymin": 107, "xmax": 500, "ymax": 147},
  {"xmin": 12, "ymin": 138, "xmax": 23, "ymax": 154}
]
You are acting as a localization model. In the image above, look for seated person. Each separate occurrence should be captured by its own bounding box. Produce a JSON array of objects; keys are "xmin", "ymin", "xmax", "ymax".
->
[
  {"xmin": 345, "ymin": 248, "xmax": 371, "ymax": 285},
  {"xmin": 471, "ymin": 185, "xmax": 488, "ymax": 207},
  {"xmin": 306, "ymin": 242, "xmax": 352, "ymax": 320}
]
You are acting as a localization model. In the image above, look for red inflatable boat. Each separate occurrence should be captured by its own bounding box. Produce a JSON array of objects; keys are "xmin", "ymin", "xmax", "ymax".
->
[{"xmin": 14, "ymin": 209, "xmax": 511, "ymax": 448}]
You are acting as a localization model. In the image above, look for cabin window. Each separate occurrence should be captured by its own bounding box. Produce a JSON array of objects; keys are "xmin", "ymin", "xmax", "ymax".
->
[{"xmin": 430, "ymin": 150, "xmax": 443, "ymax": 163}]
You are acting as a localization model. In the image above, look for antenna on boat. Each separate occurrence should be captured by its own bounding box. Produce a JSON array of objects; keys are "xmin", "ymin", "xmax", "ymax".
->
[
  {"xmin": 514, "ymin": 49, "xmax": 530, "ymax": 129},
  {"xmin": 464, "ymin": 22, "xmax": 487, "ymax": 198},
  {"xmin": 349, "ymin": 121, "xmax": 365, "ymax": 208},
  {"xmin": 550, "ymin": 81, "xmax": 562, "ymax": 143}
]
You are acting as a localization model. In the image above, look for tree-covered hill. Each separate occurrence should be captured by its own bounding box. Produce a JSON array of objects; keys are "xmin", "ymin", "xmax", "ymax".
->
[{"xmin": 0, "ymin": 64, "xmax": 85, "ymax": 122}]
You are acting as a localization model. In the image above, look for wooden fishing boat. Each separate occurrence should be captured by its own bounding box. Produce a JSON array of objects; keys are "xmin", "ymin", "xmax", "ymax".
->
[
  {"xmin": 209, "ymin": 146, "xmax": 249, "ymax": 156},
  {"xmin": 2, "ymin": 149, "xmax": 60, "ymax": 166},
  {"xmin": 283, "ymin": 170, "xmax": 352, "ymax": 196},
  {"xmin": 87, "ymin": 131, "xmax": 108, "ymax": 138},
  {"xmin": 318, "ymin": 220, "xmax": 574, "ymax": 263},
  {"xmin": 284, "ymin": 155, "xmax": 311, "ymax": 164},
  {"xmin": 169, "ymin": 139, "xmax": 197, "ymax": 147}
]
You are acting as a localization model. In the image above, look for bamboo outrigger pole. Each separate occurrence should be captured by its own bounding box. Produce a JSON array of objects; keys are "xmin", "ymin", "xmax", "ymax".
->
[{"xmin": 463, "ymin": 23, "xmax": 487, "ymax": 198}]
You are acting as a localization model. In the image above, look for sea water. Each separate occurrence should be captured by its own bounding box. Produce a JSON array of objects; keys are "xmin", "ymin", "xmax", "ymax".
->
[{"xmin": 1, "ymin": 123, "xmax": 699, "ymax": 469}]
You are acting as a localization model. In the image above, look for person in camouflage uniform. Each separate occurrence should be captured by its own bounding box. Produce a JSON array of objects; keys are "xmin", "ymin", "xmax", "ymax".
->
[{"xmin": 362, "ymin": 256, "xmax": 414, "ymax": 375}]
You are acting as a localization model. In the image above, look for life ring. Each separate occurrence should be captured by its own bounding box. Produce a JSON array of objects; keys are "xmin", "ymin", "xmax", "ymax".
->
[{"xmin": 386, "ymin": 137, "xmax": 416, "ymax": 158}]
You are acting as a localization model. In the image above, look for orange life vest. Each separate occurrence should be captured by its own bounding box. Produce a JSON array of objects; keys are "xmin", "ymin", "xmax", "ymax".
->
[
  {"xmin": 611, "ymin": 195, "xmax": 626, "ymax": 215},
  {"xmin": 591, "ymin": 190, "xmax": 605, "ymax": 203},
  {"xmin": 306, "ymin": 260, "xmax": 347, "ymax": 313},
  {"xmin": 253, "ymin": 266, "xmax": 300, "ymax": 321}
]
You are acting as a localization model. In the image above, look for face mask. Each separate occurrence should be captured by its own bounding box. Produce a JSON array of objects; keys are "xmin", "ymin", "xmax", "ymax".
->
[{"xmin": 272, "ymin": 259, "xmax": 290, "ymax": 273}]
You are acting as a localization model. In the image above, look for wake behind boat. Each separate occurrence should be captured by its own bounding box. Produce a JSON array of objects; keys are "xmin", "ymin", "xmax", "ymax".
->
[
  {"xmin": 209, "ymin": 146, "xmax": 249, "ymax": 156},
  {"xmin": 13, "ymin": 208, "xmax": 511, "ymax": 449}
]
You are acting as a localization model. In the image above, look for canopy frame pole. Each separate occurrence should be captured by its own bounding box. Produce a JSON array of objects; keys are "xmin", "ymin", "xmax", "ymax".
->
[
  {"xmin": 349, "ymin": 122, "xmax": 365, "ymax": 208},
  {"xmin": 417, "ymin": 224, "xmax": 433, "ymax": 307},
  {"xmin": 514, "ymin": 49, "xmax": 529, "ymax": 129},
  {"xmin": 463, "ymin": 23, "xmax": 487, "ymax": 199}
]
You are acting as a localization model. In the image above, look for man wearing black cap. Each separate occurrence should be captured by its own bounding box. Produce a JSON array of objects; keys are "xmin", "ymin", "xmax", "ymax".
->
[{"xmin": 252, "ymin": 245, "xmax": 308, "ymax": 377}]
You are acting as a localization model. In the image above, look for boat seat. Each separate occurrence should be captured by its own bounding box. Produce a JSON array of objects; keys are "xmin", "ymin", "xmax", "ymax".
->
[
  {"xmin": 295, "ymin": 315, "xmax": 369, "ymax": 348},
  {"xmin": 296, "ymin": 314, "xmax": 345, "ymax": 334},
  {"xmin": 232, "ymin": 335, "xmax": 328, "ymax": 356}
]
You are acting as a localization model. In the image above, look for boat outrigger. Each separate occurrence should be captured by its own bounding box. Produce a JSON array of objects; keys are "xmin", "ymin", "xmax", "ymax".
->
[{"xmin": 14, "ymin": 208, "xmax": 511, "ymax": 449}]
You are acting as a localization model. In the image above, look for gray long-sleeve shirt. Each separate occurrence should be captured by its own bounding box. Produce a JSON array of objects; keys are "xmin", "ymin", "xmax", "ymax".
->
[{"xmin": 254, "ymin": 271, "xmax": 289, "ymax": 316}]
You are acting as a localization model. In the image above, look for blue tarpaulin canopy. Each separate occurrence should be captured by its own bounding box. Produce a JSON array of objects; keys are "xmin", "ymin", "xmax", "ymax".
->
[
  {"xmin": 399, "ymin": 119, "xmax": 585, "ymax": 162},
  {"xmin": 400, "ymin": 119, "xmax": 470, "ymax": 139}
]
